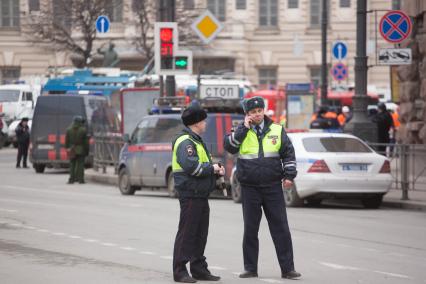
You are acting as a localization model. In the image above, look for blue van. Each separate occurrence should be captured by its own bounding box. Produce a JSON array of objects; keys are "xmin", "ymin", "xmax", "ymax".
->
[{"xmin": 117, "ymin": 112, "xmax": 244, "ymax": 197}]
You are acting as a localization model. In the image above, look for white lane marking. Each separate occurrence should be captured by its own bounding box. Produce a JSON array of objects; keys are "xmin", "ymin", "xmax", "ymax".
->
[
  {"xmin": 363, "ymin": 248, "xmax": 379, "ymax": 252},
  {"xmin": 9, "ymin": 223, "xmax": 22, "ymax": 227},
  {"xmin": 52, "ymin": 232, "xmax": 66, "ymax": 236},
  {"xmin": 320, "ymin": 261, "xmax": 413, "ymax": 280},
  {"xmin": 160, "ymin": 255, "xmax": 173, "ymax": 260},
  {"xmin": 232, "ymin": 272, "xmax": 240, "ymax": 276},
  {"xmin": 68, "ymin": 235, "xmax": 82, "ymax": 239},
  {"xmin": 319, "ymin": 261, "xmax": 361, "ymax": 271},
  {"xmin": 139, "ymin": 251, "xmax": 156, "ymax": 255},
  {"xmin": 101, "ymin": 242, "xmax": 117, "ymax": 247},
  {"xmin": 84, "ymin": 239, "xmax": 99, "ymax": 243},
  {"xmin": 259, "ymin": 279, "xmax": 284, "ymax": 283},
  {"xmin": 336, "ymin": 244, "xmax": 352, "ymax": 248},
  {"xmin": 37, "ymin": 229, "xmax": 49, "ymax": 233},
  {"xmin": 0, "ymin": 208, "xmax": 18, "ymax": 213},
  {"xmin": 120, "ymin": 246, "xmax": 136, "ymax": 251},
  {"xmin": 209, "ymin": 266, "xmax": 227, "ymax": 271},
  {"xmin": 373, "ymin": 270, "xmax": 412, "ymax": 279},
  {"xmin": 387, "ymin": 252, "xmax": 406, "ymax": 257}
]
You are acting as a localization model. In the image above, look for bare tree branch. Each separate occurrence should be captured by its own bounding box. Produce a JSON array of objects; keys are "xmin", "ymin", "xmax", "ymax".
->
[{"xmin": 23, "ymin": 0, "xmax": 109, "ymax": 67}]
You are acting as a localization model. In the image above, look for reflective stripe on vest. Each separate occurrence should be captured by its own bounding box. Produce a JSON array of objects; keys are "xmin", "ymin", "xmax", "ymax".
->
[
  {"xmin": 172, "ymin": 134, "xmax": 210, "ymax": 174},
  {"xmin": 239, "ymin": 124, "xmax": 282, "ymax": 159}
]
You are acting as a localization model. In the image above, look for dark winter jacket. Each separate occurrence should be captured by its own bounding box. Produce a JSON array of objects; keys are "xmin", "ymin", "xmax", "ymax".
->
[
  {"xmin": 15, "ymin": 123, "xmax": 30, "ymax": 145},
  {"xmin": 172, "ymin": 127, "xmax": 216, "ymax": 199},
  {"xmin": 224, "ymin": 115, "xmax": 297, "ymax": 187},
  {"xmin": 373, "ymin": 111, "xmax": 394, "ymax": 143}
]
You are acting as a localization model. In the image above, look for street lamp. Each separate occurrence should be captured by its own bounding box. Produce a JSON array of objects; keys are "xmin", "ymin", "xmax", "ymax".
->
[{"xmin": 344, "ymin": 0, "xmax": 378, "ymax": 143}]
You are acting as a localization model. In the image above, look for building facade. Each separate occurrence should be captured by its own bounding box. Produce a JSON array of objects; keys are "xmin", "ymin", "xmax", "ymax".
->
[
  {"xmin": 0, "ymin": 0, "xmax": 399, "ymax": 92},
  {"xmin": 397, "ymin": 0, "xmax": 426, "ymax": 144}
]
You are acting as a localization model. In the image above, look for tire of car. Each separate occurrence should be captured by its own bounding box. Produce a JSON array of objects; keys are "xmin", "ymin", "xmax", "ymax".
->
[
  {"xmin": 283, "ymin": 184, "xmax": 304, "ymax": 207},
  {"xmin": 167, "ymin": 172, "xmax": 178, "ymax": 198},
  {"xmin": 361, "ymin": 195, "xmax": 383, "ymax": 209},
  {"xmin": 34, "ymin": 164, "xmax": 45, "ymax": 173},
  {"xmin": 231, "ymin": 173, "xmax": 242, "ymax": 203},
  {"xmin": 118, "ymin": 167, "xmax": 138, "ymax": 195}
]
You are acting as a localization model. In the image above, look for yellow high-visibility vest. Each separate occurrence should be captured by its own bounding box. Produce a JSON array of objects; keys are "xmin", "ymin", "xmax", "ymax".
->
[{"xmin": 239, "ymin": 124, "xmax": 282, "ymax": 159}]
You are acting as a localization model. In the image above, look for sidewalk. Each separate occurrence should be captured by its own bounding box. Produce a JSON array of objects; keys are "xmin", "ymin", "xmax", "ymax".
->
[{"xmin": 86, "ymin": 167, "xmax": 426, "ymax": 211}]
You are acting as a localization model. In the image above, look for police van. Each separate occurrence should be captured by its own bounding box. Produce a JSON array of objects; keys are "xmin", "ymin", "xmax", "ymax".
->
[
  {"xmin": 117, "ymin": 98, "xmax": 244, "ymax": 197},
  {"xmin": 30, "ymin": 95, "xmax": 120, "ymax": 173}
]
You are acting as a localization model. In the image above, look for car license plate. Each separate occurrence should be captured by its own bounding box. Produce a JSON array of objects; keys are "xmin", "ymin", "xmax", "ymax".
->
[
  {"xmin": 37, "ymin": 144, "xmax": 54, "ymax": 150},
  {"xmin": 342, "ymin": 164, "xmax": 368, "ymax": 171}
]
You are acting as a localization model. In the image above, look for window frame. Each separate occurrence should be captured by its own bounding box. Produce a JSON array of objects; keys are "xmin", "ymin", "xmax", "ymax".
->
[
  {"xmin": 258, "ymin": 67, "xmax": 278, "ymax": 88},
  {"xmin": 105, "ymin": 0, "xmax": 123, "ymax": 23},
  {"xmin": 207, "ymin": 0, "xmax": 226, "ymax": 21},
  {"xmin": 183, "ymin": 0, "xmax": 195, "ymax": 10},
  {"xmin": 288, "ymin": 0, "xmax": 298, "ymax": 9},
  {"xmin": 0, "ymin": 0, "xmax": 20, "ymax": 28},
  {"xmin": 0, "ymin": 67, "xmax": 21, "ymax": 84},
  {"xmin": 310, "ymin": 0, "xmax": 329, "ymax": 29},
  {"xmin": 259, "ymin": 0, "xmax": 278, "ymax": 27},
  {"xmin": 339, "ymin": 0, "xmax": 350, "ymax": 8},
  {"xmin": 236, "ymin": 0, "xmax": 246, "ymax": 10}
]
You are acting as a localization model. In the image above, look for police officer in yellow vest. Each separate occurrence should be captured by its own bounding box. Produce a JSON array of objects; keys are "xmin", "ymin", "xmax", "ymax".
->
[
  {"xmin": 224, "ymin": 97, "xmax": 301, "ymax": 280},
  {"xmin": 172, "ymin": 102, "xmax": 224, "ymax": 283}
]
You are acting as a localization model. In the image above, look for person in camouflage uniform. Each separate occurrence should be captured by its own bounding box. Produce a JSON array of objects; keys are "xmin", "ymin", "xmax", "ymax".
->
[{"xmin": 65, "ymin": 116, "xmax": 89, "ymax": 184}]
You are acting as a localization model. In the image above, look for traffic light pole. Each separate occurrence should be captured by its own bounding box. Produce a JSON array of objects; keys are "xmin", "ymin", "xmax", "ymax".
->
[
  {"xmin": 157, "ymin": 0, "xmax": 176, "ymax": 97},
  {"xmin": 320, "ymin": 0, "xmax": 328, "ymax": 106},
  {"xmin": 344, "ymin": 0, "xmax": 377, "ymax": 142},
  {"xmin": 165, "ymin": 0, "xmax": 176, "ymax": 97}
]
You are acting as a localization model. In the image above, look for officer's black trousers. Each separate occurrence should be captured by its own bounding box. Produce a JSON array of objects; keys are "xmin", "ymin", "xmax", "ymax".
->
[
  {"xmin": 173, "ymin": 198, "xmax": 210, "ymax": 279},
  {"xmin": 241, "ymin": 184, "xmax": 295, "ymax": 273},
  {"xmin": 16, "ymin": 143, "xmax": 29, "ymax": 167}
]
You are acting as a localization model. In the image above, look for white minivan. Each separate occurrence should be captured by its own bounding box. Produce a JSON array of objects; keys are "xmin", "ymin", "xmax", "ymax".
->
[{"xmin": 0, "ymin": 84, "xmax": 39, "ymax": 124}]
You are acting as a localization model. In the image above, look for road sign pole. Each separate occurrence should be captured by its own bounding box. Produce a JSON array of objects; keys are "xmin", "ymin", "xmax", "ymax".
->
[
  {"xmin": 344, "ymin": 0, "xmax": 377, "ymax": 143},
  {"xmin": 320, "ymin": 0, "xmax": 328, "ymax": 106}
]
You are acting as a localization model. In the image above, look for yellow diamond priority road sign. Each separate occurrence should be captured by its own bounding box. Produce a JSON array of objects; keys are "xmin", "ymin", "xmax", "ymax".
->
[{"xmin": 191, "ymin": 10, "xmax": 224, "ymax": 44}]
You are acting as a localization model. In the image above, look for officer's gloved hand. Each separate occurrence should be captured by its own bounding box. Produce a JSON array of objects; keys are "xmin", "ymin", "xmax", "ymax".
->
[{"xmin": 213, "ymin": 164, "xmax": 225, "ymax": 176}]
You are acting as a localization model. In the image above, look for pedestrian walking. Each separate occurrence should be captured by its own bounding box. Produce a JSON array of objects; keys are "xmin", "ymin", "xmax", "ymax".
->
[
  {"xmin": 224, "ymin": 96, "xmax": 301, "ymax": 280},
  {"xmin": 65, "ymin": 116, "xmax": 89, "ymax": 184},
  {"xmin": 15, "ymin": 117, "xmax": 30, "ymax": 168},
  {"xmin": 373, "ymin": 103, "xmax": 394, "ymax": 155},
  {"xmin": 172, "ymin": 102, "xmax": 223, "ymax": 283}
]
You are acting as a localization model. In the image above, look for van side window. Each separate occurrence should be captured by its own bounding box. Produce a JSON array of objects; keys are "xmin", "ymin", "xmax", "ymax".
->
[
  {"xmin": 133, "ymin": 117, "xmax": 181, "ymax": 144},
  {"xmin": 23, "ymin": 92, "xmax": 33, "ymax": 101}
]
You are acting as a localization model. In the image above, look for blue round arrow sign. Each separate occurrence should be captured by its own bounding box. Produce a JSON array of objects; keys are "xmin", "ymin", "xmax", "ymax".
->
[
  {"xmin": 96, "ymin": 15, "xmax": 110, "ymax": 33},
  {"xmin": 332, "ymin": 42, "xmax": 347, "ymax": 61}
]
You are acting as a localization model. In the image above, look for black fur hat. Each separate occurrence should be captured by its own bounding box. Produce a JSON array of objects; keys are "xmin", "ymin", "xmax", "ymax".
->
[{"xmin": 181, "ymin": 102, "xmax": 207, "ymax": 126}]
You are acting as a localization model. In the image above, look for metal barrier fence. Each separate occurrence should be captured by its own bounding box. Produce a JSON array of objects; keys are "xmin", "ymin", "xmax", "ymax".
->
[
  {"xmin": 367, "ymin": 143, "xmax": 426, "ymax": 199},
  {"xmin": 93, "ymin": 133, "xmax": 124, "ymax": 174}
]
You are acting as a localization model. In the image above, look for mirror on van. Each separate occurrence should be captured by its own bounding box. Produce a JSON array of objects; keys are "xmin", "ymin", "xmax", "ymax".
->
[{"xmin": 123, "ymin": 134, "xmax": 130, "ymax": 143}]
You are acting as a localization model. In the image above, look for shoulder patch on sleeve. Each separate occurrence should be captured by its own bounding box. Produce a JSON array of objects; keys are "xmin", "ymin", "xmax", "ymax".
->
[{"xmin": 186, "ymin": 144, "xmax": 194, "ymax": 156}]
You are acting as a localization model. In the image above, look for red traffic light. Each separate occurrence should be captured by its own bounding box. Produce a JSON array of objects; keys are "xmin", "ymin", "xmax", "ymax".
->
[{"xmin": 160, "ymin": 28, "xmax": 173, "ymax": 42}]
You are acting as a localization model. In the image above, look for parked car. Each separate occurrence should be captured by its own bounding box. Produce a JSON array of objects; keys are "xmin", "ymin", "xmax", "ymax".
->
[
  {"xmin": 6, "ymin": 108, "xmax": 34, "ymax": 148},
  {"xmin": 230, "ymin": 132, "xmax": 392, "ymax": 209},
  {"xmin": 117, "ymin": 112, "xmax": 244, "ymax": 197},
  {"xmin": 30, "ymin": 95, "xmax": 119, "ymax": 173}
]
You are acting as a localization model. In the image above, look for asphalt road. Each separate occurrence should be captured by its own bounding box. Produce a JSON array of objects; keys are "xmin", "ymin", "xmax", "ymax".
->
[{"xmin": 0, "ymin": 148, "xmax": 425, "ymax": 284}]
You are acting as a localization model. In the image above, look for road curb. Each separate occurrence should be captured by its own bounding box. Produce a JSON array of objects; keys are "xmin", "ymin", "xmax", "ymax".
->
[
  {"xmin": 382, "ymin": 199, "xmax": 426, "ymax": 211},
  {"xmin": 86, "ymin": 171, "xmax": 118, "ymax": 186}
]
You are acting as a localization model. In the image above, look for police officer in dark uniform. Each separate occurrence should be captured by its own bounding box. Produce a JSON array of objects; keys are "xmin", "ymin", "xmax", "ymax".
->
[
  {"xmin": 172, "ymin": 102, "xmax": 224, "ymax": 283},
  {"xmin": 15, "ymin": 117, "xmax": 30, "ymax": 168},
  {"xmin": 224, "ymin": 97, "xmax": 301, "ymax": 280}
]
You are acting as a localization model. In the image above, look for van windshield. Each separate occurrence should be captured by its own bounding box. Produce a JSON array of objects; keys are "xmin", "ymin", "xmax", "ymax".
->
[{"xmin": 0, "ymin": 90, "xmax": 19, "ymax": 102}]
